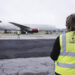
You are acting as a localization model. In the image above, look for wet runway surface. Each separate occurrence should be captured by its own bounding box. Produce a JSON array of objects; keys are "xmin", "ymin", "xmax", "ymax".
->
[{"xmin": 0, "ymin": 39, "xmax": 55, "ymax": 59}]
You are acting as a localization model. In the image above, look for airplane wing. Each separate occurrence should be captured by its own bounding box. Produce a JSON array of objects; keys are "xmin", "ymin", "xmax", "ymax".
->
[
  {"xmin": 9, "ymin": 22, "xmax": 30, "ymax": 31},
  {"xmin": 9, "ymin": 22, "xmax": 38, "ymax": 33}
]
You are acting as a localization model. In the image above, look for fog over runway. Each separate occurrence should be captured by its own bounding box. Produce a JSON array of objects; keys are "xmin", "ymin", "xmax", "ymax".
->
[{"xmin": 0, "ymin": 34, "xmax": 58, "ymax": 75}]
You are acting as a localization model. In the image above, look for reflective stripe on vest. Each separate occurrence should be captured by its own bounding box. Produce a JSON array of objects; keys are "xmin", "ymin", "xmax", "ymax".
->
[
  {"xmin": 57, "ymin": 62, "xmax": 75, "ymax": 68},
  {"xmin": 60, "ymin": 34, "xmax": 75, "ymax": 56},
  {"xmin": 57, "ymin": 34, "xmax": 75, "ymax": 68}
]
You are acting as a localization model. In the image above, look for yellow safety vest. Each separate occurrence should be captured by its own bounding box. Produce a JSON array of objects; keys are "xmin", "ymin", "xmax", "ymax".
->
[
  {"xmin": 55, "ymin": 31, "xmax": 75, "ymax": 75},
  {"xmin": 17, "ymin": 31, "xmax": 21, "ymax": 34}
]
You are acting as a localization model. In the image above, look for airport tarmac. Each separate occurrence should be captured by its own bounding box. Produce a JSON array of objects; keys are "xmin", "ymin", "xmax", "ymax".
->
[
  {"xmin": 0, "ymin": 39, "xmax": 55, "ymax": 59},
  {"xmin": 0, "ymin": 33, "xmax": 59, "ymax": 39},
  {"xmin": 0, "ymin": 34, "xmax": 57, "ymax": 75},
  {"xmin": 0, "ymin": 57, "xmax": 55, "ymax": 75}
]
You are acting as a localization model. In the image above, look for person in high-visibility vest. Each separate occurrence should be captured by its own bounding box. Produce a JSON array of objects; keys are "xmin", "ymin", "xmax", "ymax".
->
[
  {"xmin": 17, "ymin": 31, "xmax": 21, "ymax": 39},
  {"xmin": 50, "ymin": 13, "xmax": 75, "ymax": 75}
]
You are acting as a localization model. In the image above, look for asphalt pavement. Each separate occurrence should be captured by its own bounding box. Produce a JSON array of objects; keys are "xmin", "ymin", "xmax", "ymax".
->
[
  {"xmin": 0, "ymin": 34, "xmax": 57, "ymax": 75},
  {"xmin": 0, "ymin": 39, "xmax": 55, "ymax": 59}
]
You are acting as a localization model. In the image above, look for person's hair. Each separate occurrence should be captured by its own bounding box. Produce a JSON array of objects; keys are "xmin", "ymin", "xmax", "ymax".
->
[{"xmin": 66, "ymin": 13, "xmax": 75, "ymax": 31}]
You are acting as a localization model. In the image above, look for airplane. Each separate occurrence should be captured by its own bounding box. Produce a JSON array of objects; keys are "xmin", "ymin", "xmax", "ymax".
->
[{"xmin": 0, "ymin": 20, "xmax": 57, "ymax": 34}]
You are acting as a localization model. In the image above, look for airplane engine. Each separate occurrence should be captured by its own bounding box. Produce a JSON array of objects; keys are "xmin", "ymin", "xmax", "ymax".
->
[{"xmin": 32, "ymin": 28, "xmax": 38, "ymax": 33}]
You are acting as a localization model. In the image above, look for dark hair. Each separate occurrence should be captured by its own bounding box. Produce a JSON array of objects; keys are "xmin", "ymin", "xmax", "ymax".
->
[{"xmin": 66, "ymin": 13, "xmax": 75, "ymax": 31}]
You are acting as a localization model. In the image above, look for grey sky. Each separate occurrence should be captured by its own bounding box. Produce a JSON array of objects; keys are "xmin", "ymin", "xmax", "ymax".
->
[{"xmin": 0, "ymin": 0, "xmax": 75, "ymax": 29}]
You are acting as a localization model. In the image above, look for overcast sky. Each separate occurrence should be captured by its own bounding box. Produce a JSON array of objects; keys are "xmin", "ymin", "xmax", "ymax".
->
[{"xmin": 0, "ymin": 0, "xmax": 75, "ymax": 29}]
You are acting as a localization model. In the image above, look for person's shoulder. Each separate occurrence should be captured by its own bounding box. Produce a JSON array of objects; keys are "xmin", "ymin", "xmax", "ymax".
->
[
  {"xmin": 56, "ymin": 33, "xmax": 66, "ymax": 41},
  {"xmin": 56, "ymin": 36, "xmax": 59, "ymax": 40},
  {"xmin": 54, "ymin": 36, "xmax": 60, "ymax": 44},
  {"xmin": 59, "ymin": 33, "xmax": 66, "ymax": 38}
]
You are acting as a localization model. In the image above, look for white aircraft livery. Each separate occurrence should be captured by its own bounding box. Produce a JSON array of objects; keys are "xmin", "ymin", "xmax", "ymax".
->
[{"xmin": 0, "ymin": 21, "xmax": 56, "ymax": 34}]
